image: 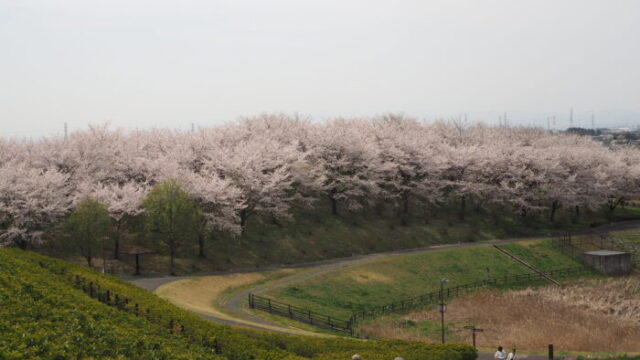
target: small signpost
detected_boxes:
[463,325,484,348]
[120,246,154,275]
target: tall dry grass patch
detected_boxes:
[363,278,640,352]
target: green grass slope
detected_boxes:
[54,203,640,275]
[0,247,475,360]
[266,240,593,319]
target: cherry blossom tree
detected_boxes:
[76,181,148,259]
[307,119,380,216]
[0,164,71,249]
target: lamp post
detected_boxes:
[439,278,449,344]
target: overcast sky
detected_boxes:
[1,0,639,138]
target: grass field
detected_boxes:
[263,239,592,319]
[361,278,640,353]
[47,203,640,276]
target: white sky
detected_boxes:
[1,0,639,137]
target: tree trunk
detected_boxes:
[169,243,176,276]
[608,197,624,215]
[113,219,122,260]
[240,209,247,235]
[198,232,205,258]
[575,205,580,217]
[86,247,92,267]
[550,200,560,222]
[402,190,410,215]
[459,196,466,220]
[17,239,28,250]
[329,195,338,216]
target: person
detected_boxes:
[494,346,506,360]
[351,354,361,360]
[507,349,517,360]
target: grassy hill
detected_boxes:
[51,203,640,275]
[0,247,475,360]
[264,239,595,319]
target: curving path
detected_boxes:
[126,219,640,336]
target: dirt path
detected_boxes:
[126,219,640,335]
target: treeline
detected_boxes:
[1,114,639,271]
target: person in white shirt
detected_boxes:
[507,349,517,360]
[494,346,506,360]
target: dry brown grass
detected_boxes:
[362,278,640,352]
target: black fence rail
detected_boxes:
[351,266,587,322]
[248,293,355,335]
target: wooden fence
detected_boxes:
[248,293,355,335]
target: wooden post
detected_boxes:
[135,254,140,275]
[548,344,554,360]
[268,299,272,313]
[288,304,293,318]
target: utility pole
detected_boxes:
[569,108,573,128]
[439,278,449,344]
[503,112,508,127]
[191,123,195,132]
[591,113,595,130]
[64,122,68,141]
[547,117,551,131]
[463,325,484,348]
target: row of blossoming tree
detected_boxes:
[1,114,639,263]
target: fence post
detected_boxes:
[548,344,554,360]
[268,299,272,313]
[288,304,293,318]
